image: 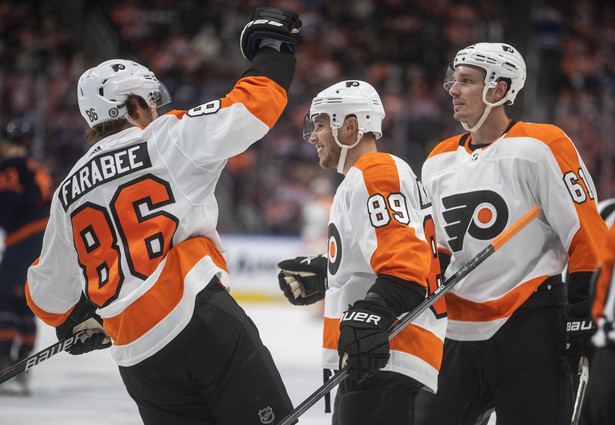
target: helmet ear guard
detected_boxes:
[77,59,172,128]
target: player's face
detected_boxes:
[447,65,486,126]
[308,114,341,170]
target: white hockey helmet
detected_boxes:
[303,80,385,141]
[447,42,526,105]
[77,59,171,128]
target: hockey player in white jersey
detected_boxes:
[25,7,301,425]
[277,80,446,425]
[417,42,607,425]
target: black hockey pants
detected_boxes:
[119,278,294,425]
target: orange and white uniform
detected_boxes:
[322,152,446,392]
[26,72,290,367]
[422,120,607,341]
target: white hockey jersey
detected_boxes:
[26,74,290,367]
[322,152,446,392]
[422,120,607,341]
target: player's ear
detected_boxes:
[346,116,358,131]
[495,80,508,101]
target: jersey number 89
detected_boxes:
[367,193,410,227]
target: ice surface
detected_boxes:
[0,300,496,424]
[0,301,333,425]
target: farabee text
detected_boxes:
[59,142,152,211]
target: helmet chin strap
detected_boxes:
[461,104,492,132]
[125,114,140,128]
[462,86,509,132]
[334,128,364,174]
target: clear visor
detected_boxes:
[442,64,455,91]
[149,81,172,109]
[303,112,315,141]
[443,63,487,91]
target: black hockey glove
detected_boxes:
[240,7,302,61]
[338,296,396,383]
[56,294,111,355]
[277,254,327,306]
[566,301,596,365]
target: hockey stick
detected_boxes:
[0,329,86,385]
[277,205,542,425]
[570,355,589,425]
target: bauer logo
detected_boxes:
[258,406,274,424]
[341,311,381,325]
[24,330,84,371]
[567,320,594,332]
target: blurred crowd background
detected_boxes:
[1,0,614,236]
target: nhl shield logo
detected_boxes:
[258,406,275,424]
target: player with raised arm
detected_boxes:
[278,80,446,425]
[416,42,607,425]
[24,7,301,425]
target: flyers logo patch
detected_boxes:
[441,190,508,252]
[328,223,342,275]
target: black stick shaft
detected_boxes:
[0,330,85,385]
[277,206,541,425]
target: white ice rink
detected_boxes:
[0,300,496,425]
[0,301,334,425]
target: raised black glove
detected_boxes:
[240,7,301,61]
[56,294,111,355]
[277,254,327,305]
[338,297,396,382]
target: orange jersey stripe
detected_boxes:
[4,217,48,247]
[220,76,287,130]
[26,236,228,336]
[105,236,228,345]
[0,329,18,341]
[164,110,187,120]
[445,275,545,322]
[426,135,461,159]
[323,316,339,352]
[507,123,607,273]
[390,323,443,370]
[26,269,74,327]
[592,225,615,322]
[355,154,431,286]
[19,334,36,345]
[323,316,442,369]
